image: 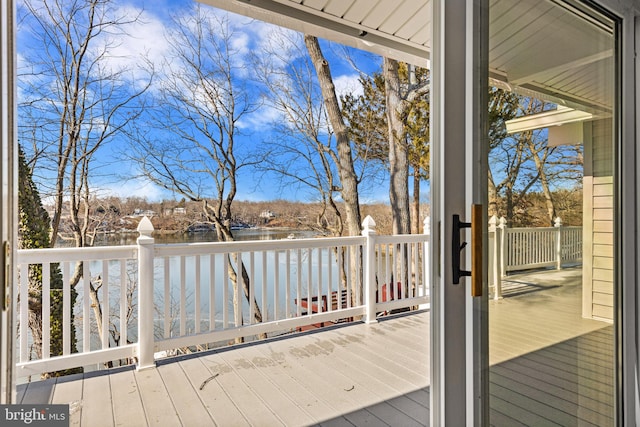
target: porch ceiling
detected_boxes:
[199,0,613,114]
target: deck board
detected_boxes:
[80,372,113,427]
[16,268,615,426]
[108,368,146,427]
[154,362,214,426]
[133,365,181,426]
[176,355,248,426]
[51,374,83,427]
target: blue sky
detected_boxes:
[17,0,401,204]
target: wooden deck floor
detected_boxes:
[489,267,614,426]
[17,267,613,426]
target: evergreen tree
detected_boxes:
[18,145,80,377]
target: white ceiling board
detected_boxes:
[360,1,398,29]
[323,0,352,17]
[343,0,381,24]
[302,0,329,10]
[378,0,426,35]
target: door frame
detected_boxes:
[430,0,489,425]
[0,0,17,405]
[431,0,639,425]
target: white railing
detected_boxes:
[15,215,430,377]
[489,216,582,299]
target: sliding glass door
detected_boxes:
[486,1,618,424]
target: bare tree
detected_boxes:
[487,90,583,226]
[18,0,152,363]
[129,6,265,339]
[304,35,363,237]
[255,31,373,237]
[19,0,152,249]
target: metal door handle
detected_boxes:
[452,205,483,296]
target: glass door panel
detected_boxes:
[487,1,617,425]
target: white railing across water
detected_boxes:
[16,215,430,377]
[489,216,582,299]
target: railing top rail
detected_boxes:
[375,234,430,245]
[17,245,137,263]
[506,227,557,232]
[154,235,366,257]
[504,225,582,231]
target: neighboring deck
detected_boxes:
[17,267,613,426]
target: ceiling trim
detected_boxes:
[505,106,593,133]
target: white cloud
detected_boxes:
[98,177,169,202]
[237,103,285,129]
[334,74,363,99]
[93,4,167,88]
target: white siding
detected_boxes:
[583,119,614,322]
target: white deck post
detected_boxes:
[554,217,563,270]
[137,216,156,370]
[362,216,377,324]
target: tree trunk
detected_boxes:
[411,171,421,234]
[488,170,499,218]
[304,35,361,237]
[384,57,411,235]
[304,35,363,306]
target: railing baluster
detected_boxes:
[120,259,127,347]
[195,255,201,334]
[102,260,109,350]
[261,251,267,322]
[83,261,90,353]
[249,252,255,324]
[209,254,215,331]
[180,256,186,336]
[307,249,312,315]
[19,264,28,363]
[63,262,71,355]
[296,249,302,316]
[338,247,345,308]
[164,258,170,339]
[235,253,242,328]
[274,250,280,319]
[316,248,322,313]
[285,250,291,318]
[223,255,229,329]
[327,248,333,313]
[42,262,51,359]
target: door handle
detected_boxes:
[452,205,483,296]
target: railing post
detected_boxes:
[554,217,563,270]
[489,216,502,300]
[137,216,156,370]
[362,216,377,324]
[499,217,507,278]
